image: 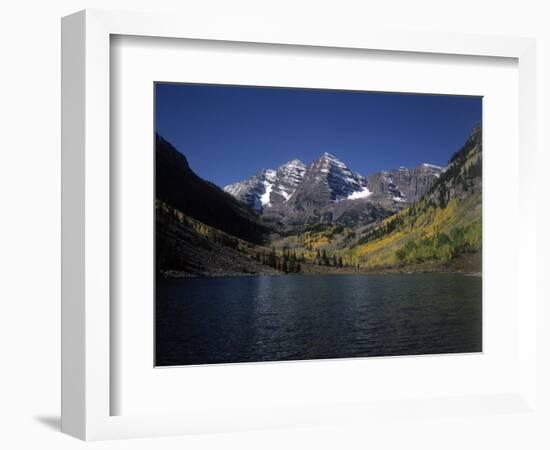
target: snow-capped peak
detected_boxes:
[305,152,370,202]
[318,152,345,165]
[271,160,307,203]
[224,159,307,212]
[224,153,445,213]
[285,159,305,167]
[263,169,277,182]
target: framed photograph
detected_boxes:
[62,9,538,440]
[154,83,483,367]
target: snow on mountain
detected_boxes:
[304,152,371,202]
[223,169,275,213]
[422,163,443,170]
[260,178,274,207]
[224,152,444,216]
[271,159,307,203]
[347,186,373,200]
[224,161,305,212]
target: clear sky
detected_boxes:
[155,83,482,188]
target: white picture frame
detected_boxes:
[61,9,538,441]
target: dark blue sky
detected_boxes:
[155,83,481,188]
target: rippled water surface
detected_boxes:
[155,274,482,366]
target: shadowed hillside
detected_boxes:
[156,134,269,245]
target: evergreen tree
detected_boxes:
[322,250,329,266]
[269,247,277,269]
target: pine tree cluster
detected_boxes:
[256,247,304,273]
[314,249,344,268]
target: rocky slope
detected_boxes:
[224,160,306,213]
[225,151,443,228]
[367,163,444,202]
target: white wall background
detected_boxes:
[0,1,548,449]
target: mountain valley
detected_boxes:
[156,125,482,277]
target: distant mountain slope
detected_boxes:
[309,162,444,228]
[285,152,370,205]
[367,163,444,203]
[349,124,482,270]
[155,134,268,244]
[224,159,307,213]
[225,152,371,214]
[223,169,277,213]
[225,151,443,228]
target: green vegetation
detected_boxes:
[349,194,481,269]
[395,220,481,264]
[313,249,344,267]
[348,125,482,271]
[256,247,304,273]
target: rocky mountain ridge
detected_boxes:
[224,160,307,213]
[225,152,443,227]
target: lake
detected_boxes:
[155,273,482,366]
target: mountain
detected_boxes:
[155,134,268,244]
[271,160,308,204]
[348,124,482,271]
[425,123,482,206]
[367,163,444,202]
[225,151,443,228]
[287,152,371,204]
[271,153,372,226]
[223,169,277,213]
[312,162,445,228]
[224,160,307,213]
[155,124,481,277]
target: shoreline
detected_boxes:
[157,253,482,279]
[159,267,482,279]
[160,250,482,279]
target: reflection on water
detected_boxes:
[155,273,482,366]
